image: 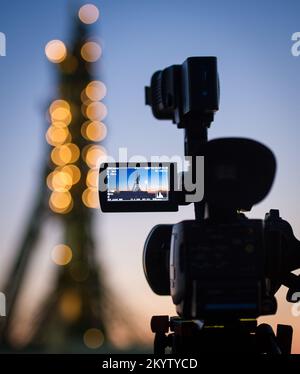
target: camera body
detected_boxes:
[144,217,279,321]
[143,207,300,321]
[170,218,268,320]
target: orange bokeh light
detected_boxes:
[51,143,80,166]
[82,187,99,208]
[81,121,107,142]
[85,81,107,101]
[82,145,106,168]
[49,100,72,125]
[51,244,73,266]
[49,99,70,113]
[51,120,69,129]
[49,190,73,213]
[80,89,90,104]
[45,40,67,63]
[78,4,100,25]
[47,169,73,192]
[86,168,99,188]
[83,328,104,349]
[46,126,69,146]
[85,102,107,121]
[63,164,81,185]
[81,42,102,62]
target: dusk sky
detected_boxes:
[0,0,300,351]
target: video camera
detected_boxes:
[99,57,300,354]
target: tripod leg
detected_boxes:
[276,324,293,354]
[154,333,167,354]
[256,323,281,354]
[151,316,170,354]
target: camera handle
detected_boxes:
[183,120,209,221]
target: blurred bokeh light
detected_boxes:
[81,41,102,62]
[78,4,100,25]
[86,81,107,101]
[45,40,67,63]
[51,244,73,266]
[83,328,104,349]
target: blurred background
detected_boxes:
[0,0,299,353]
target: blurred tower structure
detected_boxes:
[0,4,111,351]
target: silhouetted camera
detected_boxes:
[99,57,300,353]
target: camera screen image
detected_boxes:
[106,165,170,202]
